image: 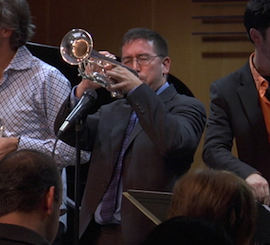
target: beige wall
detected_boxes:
[27,0,253,169]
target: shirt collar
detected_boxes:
[5,46,33,72]
[249,52,269,98]
[156,82,169,95]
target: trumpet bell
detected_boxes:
[60,28,138,98]
[60,29,93,65]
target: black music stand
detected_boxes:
[122,189,173,225]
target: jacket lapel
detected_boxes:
[111,102,133,164]
[237,63,267,130]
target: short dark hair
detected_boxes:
[143,216,233,245]
[0,0,35,50]
[244,0,270,42]
[0,149,62,216]
[121,27,168,57]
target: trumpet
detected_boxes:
[60,29,137,98]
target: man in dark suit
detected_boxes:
[0,149,62,245]
[55,27,206,245]
[203,0,270,206]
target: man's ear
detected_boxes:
[0,28,13,38]
[249,28,263,44]
[162,56,171,75]
[45,186,55,216]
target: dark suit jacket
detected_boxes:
[55,83,206,244]
[0,223,50,245]
[203,62,270,181]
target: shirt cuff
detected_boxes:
[70,86,80,109]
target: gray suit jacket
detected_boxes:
[55,83,206,244]
[203,62,270,181]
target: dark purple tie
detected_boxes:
[100,111,137,222]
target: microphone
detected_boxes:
[57,89,97,137]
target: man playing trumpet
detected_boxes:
[55,27,206,245]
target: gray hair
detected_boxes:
[0,0,35,50]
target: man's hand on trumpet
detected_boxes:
[100,51,142,95]
[75,51,119,98]
[75,78,101,99]
[75,51,115,98]
[75,64,102,99]
[76,50,142,98]
[105,65,142,95]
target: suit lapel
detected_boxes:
[126,119,142,148]
[111,102,133,164]
[237,63,269,139]
[237,82,264,129]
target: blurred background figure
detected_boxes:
[0,0,90,243]
[168,169,256,245]
[0,149,62,245]
[203,0,270,207]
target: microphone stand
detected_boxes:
[74,116,83,245]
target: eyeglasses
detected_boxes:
[122,54,164,67]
